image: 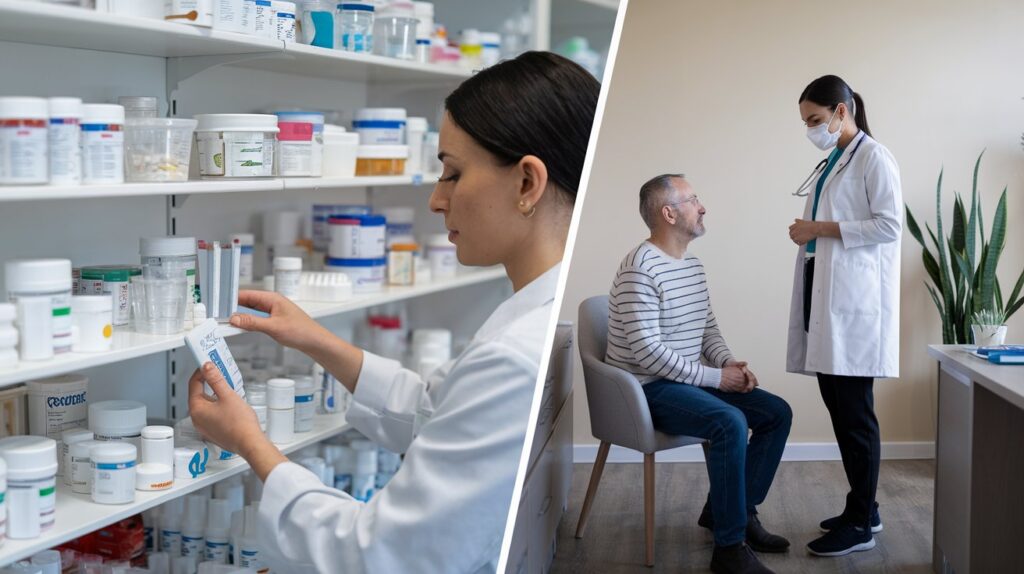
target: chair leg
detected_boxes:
[644,452,655,567]
[575,441,610,539]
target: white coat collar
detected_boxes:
[821,130,868,190]
[475,262,561,341]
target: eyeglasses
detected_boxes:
[665,195,700,208]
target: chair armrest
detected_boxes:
[580,356,659,453]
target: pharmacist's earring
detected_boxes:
[519,200,536,219]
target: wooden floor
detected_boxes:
[552,460,935,574]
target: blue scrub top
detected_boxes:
[807,145,844,255]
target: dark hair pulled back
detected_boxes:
[799,75,872,138]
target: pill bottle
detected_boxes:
[165,0,214,26]
[194,114,278,178]
[336,2,374,53]
[174,443,208,480]
[80,104,125,185]
[204,498,232,563]
[480,31,501,67]
[246,389,267,431]
[0,97,48,186]
[181,494,207,560]
[0,435,58,538]
[60,428,93,485]
[136,462,173,491]
[117,96,159,119]
[231,233,255,284]
[387,243,417,286]
[68,439,103,495]
[70,295,113,353]
[320,125,359,178]
[274,111,324,177]
[27,374,89,445]
[29,549,61,574]
[324,258,385,293]
[349,439,377,502]
[80,265,140,326]
[426,234,458,280]
[213,0,253,33]
[253,0,275,37]
[0,303,15,368]
[140,236,198,329]
[412,2,433,62]
[273,257,302,300]
[89,400,147,454]
[328,214,386,260]
[298,0,333,48]
[160,497,185,555]
[354,145,407,176]
[266,378,295,444]
[5,259,73,355]
[141,425,175,468]
[459,28,482,70]
[13,296,51,362]
[47,97,82,186]
[404,117,427,175]
[293,376,315,433]
[353,108,405,145]
[90,442,136,505]
[272,0,296,42]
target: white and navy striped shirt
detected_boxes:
[606,241,734,388]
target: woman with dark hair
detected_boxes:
[786,75,902,557]
[185,51,599,573]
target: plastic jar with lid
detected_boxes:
[212,0,254,33]
[80,104,125,185]
[124,117,197,182]
[68,439,103,495]
[48,97,82,186]
[321,125,359,178]
[253,0,275,37]
[27,374,89,442]
[459,28,482,70]
[70,295,113,353]
[60,428,93,485]
[267,378,295,444]
[0,435,58,538]
[140,237,198,329]
[299,0,334,47]
[324,257,385,293]
[355,145,408,176]
[5,259,73,355]
[404,117,427,175]
[117,96,159,119]
[426,233,458,280]
[293,376,316,433]
[412,1,433,62]
[336,3,375,53]
[90,442,136,505]
[273,0,297,42]
[387,243,417,286]
[273,257,302,300]
[328,214,386,260]
[274,111,324,177]
[353,108,405,145]
[194,114,278,178]
[372,1,417,60]
[165,0,214,26]
[480,31,501,68]
[89,400,147,455]
[80,264,141,326]
[0,97,49,186]
[141,425,175,469]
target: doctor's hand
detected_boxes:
[231,290,333,355]
[788,219,820,246]
[719,366,752,393]
[188,362,288,481]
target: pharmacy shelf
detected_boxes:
[0,1,469,83]
[0,268,508,387]
[0,412,351,567]
[0,174,440,203]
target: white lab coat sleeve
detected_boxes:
[612,266,722,388]
[344,351,441,454]
[838,149,903,248]
[258,341,534,574]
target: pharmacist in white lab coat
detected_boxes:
[187,52,599,574]
[786,75,901,557]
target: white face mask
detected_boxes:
[806,106,844,151]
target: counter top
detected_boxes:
[929,345,1024,410]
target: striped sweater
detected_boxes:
[605,241,734,388]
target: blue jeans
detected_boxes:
[643,380,792,546]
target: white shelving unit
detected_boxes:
[0,412,351,566]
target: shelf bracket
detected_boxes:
[166,50,282,106]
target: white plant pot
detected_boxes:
[971,324,1007,347]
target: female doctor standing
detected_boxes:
[785,75,901,558]
[185,52,599,573]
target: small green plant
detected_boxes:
[905,151,1024,344]
[972,308,1006,327]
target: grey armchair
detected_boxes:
[575,295,706,567]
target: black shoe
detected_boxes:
[698,503,789,553]
[818,503,883,534]
[746,514,790,553]
[711,543,775,574]
[807,524,876,557]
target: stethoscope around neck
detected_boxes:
[793,131,866,197]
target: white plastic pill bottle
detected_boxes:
[0,435,58,538]
[0,97,48,185]
[89,400,147,454]
[90,442,137,505]
[5,259,74,355]
[47,97,83,185]
[80,103,125,185]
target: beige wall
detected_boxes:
[566,0,1024,447]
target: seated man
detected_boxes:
[606,173,793,574]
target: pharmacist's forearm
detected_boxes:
[305,332,364,394]
[243,436,290,482]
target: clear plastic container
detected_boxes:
[336,3,374,53]
[124,118,197,182]
[299,0,334,48]
[373,1,417,60]
[118,96,159,119]
[194,114,278,178]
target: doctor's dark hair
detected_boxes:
[799,75,872,138]
[444,51,600,202]
[639,173,686,229]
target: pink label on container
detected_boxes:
[278,121,313,141]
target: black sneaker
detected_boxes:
[698,502,790,553]
[710,543,775,574]
[807,524,876,557]
[818,503,883,534]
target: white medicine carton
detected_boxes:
[184,318,245,400]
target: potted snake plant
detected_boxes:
[972,308,1008,347]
